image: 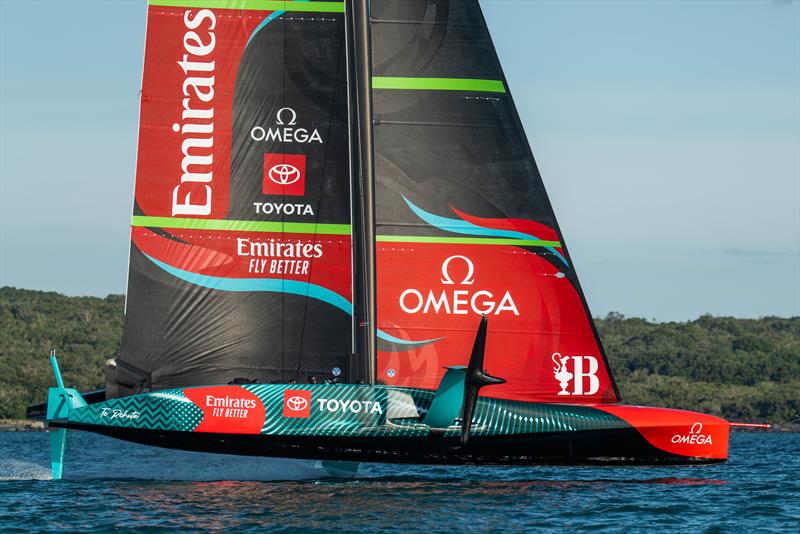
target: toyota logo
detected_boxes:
[286,395,308,412]
[268,163,301,185]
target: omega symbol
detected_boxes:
[441,255,475,285]
[275,107,297,126]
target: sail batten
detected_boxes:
[372,77,505,92]
[131,217,352,235]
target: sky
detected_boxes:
[0,0,798,321]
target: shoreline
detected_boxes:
[0,419,44,431]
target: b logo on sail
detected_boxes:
[552,353,600,396]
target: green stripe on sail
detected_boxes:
[372,77,506,93]
[131,217,560,247]
[131,216,351,235]
[377,235,561,248]
[148,0,345,13]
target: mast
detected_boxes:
[347,0,377,384]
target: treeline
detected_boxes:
[0,287,797,423]
[0,287,123,419]
[600,312,799,424]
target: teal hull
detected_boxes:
[47,383,730,467]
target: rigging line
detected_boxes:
[296,11,349,381]
[346,0,366,380]
[281,10,288,381]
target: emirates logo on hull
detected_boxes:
[184,386,266,435]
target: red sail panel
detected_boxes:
[377,243,617,404]
[134,7,249,219]
[131,228,351,298]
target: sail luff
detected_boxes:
[122,0,155,320]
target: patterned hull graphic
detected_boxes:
[56,384,730,464]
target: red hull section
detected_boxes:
[597,405,730,461]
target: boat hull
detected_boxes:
[48,383,730,466]
[51,422,725,466]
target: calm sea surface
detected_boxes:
[0,431,797,532]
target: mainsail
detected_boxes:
[370,0,620,404]
[108,0,357,396]
[109,0,619,404]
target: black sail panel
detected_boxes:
[371,0,620,404]
[109,0,355,397]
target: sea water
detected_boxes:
[1,431,797,532]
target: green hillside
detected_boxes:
[0,287,124,419]
[1,287,797,423]
[600,312,798,424]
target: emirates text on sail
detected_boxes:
[171,9,216,217]
[237,237,323,275]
